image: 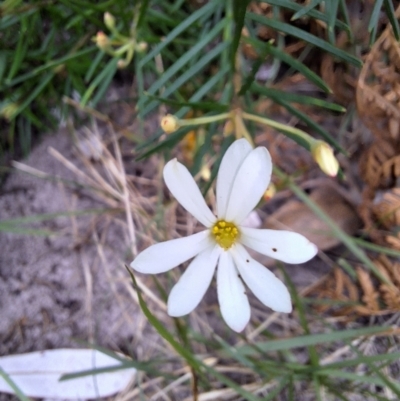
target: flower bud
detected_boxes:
[94,31,109,49]
[311,141,339,177]
[104,12,116,30]
[136,41,148,52]
[117,59,130,69]
[0,102,18,121]
[161,114,180,133]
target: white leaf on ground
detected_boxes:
[0,348,136,399]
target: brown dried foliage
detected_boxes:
[357,10,400,250]
[305,255,400,318]
[357,26,400,143]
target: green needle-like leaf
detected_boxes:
[291,0,323,21]
[247,12,361,67]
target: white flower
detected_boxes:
[130,139,318,332]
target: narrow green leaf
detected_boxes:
[137,0,150,28]
[338,0,354,42]
[327,0,339,44]
[91,59,118,105]
[368,0,384,45]
[81,57,118,106]
[0,366,30,401]
[317,369,400,388]
[84,50,105,83]
[0,52,7,85]
[247,12,362,67]
[133,66,229,156]
[267,95,345,152]
[144,95,229,112]
[236,326,393,356]
[139,0,218,67]
[252,84,345,112]
[231,0,251,67]
[6,15,28,81]
[353,237,400,257]
[291,0,322,21]
[138,19,225,112]
[324,352,400,370]
[242,37,331,93]
[3,48,95,89]
[384,0,400,41]
[142,41,229,115]
[13,72,54,117]
[263,0,350,33]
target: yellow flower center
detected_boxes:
[211,220,240,250]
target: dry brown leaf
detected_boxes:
[357,22,400,142]
[372,188,400,229]
[306,254,400,318]
[356,266,380,312]
[359,140,398,189]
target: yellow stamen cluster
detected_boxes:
[211,220,239,250]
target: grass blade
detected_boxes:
[139,0,219,67]
[241,36,331,93]
[247,12,361,67]
[251,83,345,112]
[368,0,384,45]
[291,0,322,21]
[0,367,30,401]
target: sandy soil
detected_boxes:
[0,131,145,357]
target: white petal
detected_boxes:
[240,227,318,264]
[168,245,221,316]
[216,138,252,219]
[225,147,272,224]
[163,159,216,227]
[131,230,212,274]
[217,251,251,332]
[231,244,292,313]
[0,349,135,399]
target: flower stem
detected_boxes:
[241,111,316,149]
[177,112,231,127]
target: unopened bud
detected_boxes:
[161,114,180,133]
[0,102,18,120]
[117,59,128,69]
[136,41,148,52]
[104,12,116,30]
[94,31,109,49]
[311,141,339,177]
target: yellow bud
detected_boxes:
[263,183,276,201]
[94,31,109,49]
[104,12,116,30]
[311,141,339,177]
[161,114,180,133]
